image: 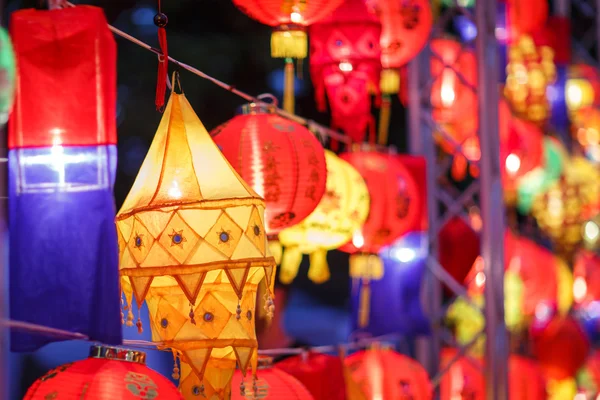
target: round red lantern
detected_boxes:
[439,216,480,294]
[531,316,590,381]
[509,355,547,400]
[230,356,314,399]
[276,352,346,400]
[439,348,484,400]
[211,103,327,238]
[309,0,382,145]
[24,346,182,399]
[345,348,432,400]
[366,0,433,93]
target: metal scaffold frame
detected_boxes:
[409,0,509,397]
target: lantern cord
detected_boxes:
[61,2,392,149]
[2,319,89,340]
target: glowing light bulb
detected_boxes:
[475,271,486,287]
[352,231,364,248]
[505,153,521,175]
[168,181,182,199]
[573,276,588,303]
[440,69,456,108]
[339,61,353,72]
[290,11,302,23]
[391,247,416,263]
[584,220,600,242]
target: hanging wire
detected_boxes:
[61,1,390,149]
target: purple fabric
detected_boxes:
[8,145,122,352]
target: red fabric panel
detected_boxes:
[9,6,116,149]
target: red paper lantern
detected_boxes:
[345,349,432,400]
[531,316,590,381]
[310,0,382,145]
[439,217,480,292]
[365,0,432,93]
[230,357,314,399]
[501,117,545,192]
[24,346,182,399]
[574,250,600,306]
[339,149,421,255]
[276,352,346,400]
[211,103,327,235]
[505,0,549,41]
[509,355,547,400]
[9,6,116,149]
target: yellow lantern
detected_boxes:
[116,79,276,399]
[278,150,370,284]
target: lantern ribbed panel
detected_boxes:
[230,366,314,400]
[339,151,420,255]
[24,357,182,399]
[211,112,327,235]
[231,0,345,27]
[345,349,432,400]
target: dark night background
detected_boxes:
[4,0,409,397]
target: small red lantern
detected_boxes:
[574,250,600,306]
[366,0,432,93]
[230,357,314,399]
[439,217,480,293]
[211,103,327,237]
[531,316,590,381]
[9,5,116,149]
[310,0,382,145]
[345,348,432,400]
[24,346,182,399]
[276,352,347,400]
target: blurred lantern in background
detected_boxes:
[232,0,344,113]
[117,86,276,399]
[439,217,480,294]
[573,250,600,307]
[505,0,548,41]
[310,0,382,147]
[276,352,347,400]
[340,148,422,327]
[567,64,600,114]
[509,356,547,400]
[571,107,600,164]
[364,0,432,144]
[578,350,600,398]
[345,348,432,400]
[24,346,183,400]
[439,348,485,400]
[278,150,369,284]
[211,101,327,263]
[532,157,600,257]
[230,357,314,399]
[8,6,122,351]
[531,316,590,383]
[0,27,15,124]
[504,35,556,125]
[351,231,430,337]
[516,137,565,214]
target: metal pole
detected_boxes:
[475,0,509,398]
[408,45,442,381]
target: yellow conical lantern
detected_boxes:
[278,150,370,284]
[116,78,276,400]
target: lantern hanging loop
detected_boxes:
[170,70,183,94]
[256,93,279,107]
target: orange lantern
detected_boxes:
[531,316,590,381]
[230,357,314,399]
[211,102,327,257]
[24,346,183,400]
[345,348,432,400]
[339,148,421,327]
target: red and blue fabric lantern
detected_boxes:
[8,6,121,351]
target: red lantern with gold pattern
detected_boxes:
[230,357,314,400]
[24,346,182,400]
[310,0,382,145]
[211,103,327,238]
[345,348,432,400]
[531,316,590,381]
[276,352,346,400]
[365,0,432,94]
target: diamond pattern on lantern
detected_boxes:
[194,292,231,338]
[204,212,243,258]
[245,206,266,255]
[239,290,257,337]
[127,216,155,265]
[153,297,188,341]
[157,212,200,264]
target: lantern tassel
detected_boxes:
[155,26,168,111]
[280,246,303,284]
[308,249,331,283]
[172,350,180,380]
[358,279,371,328]
[377,95,392,146]
[283,58,295,114]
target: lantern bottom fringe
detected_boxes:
[268,239,283,265]
[358,281,371,328]
[283,59,295,114]
[380,69,400,95]
[307,249,331,284]
[377,95,392,146]
[270,30,307,59]
[279,246,302,284]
